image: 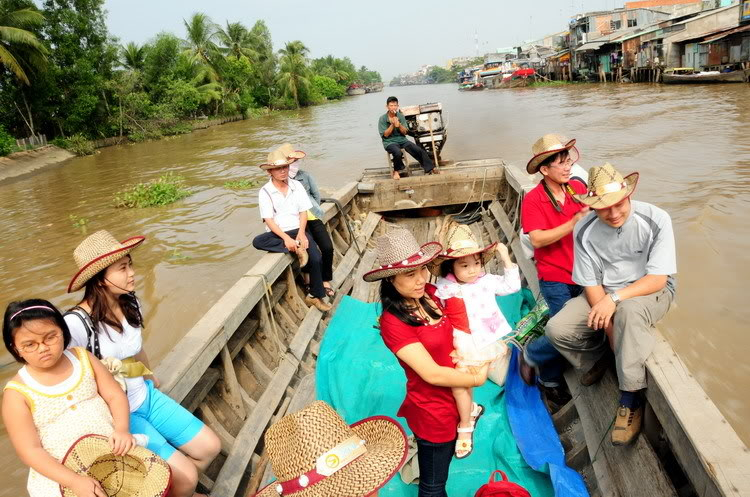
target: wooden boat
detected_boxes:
[662,69,748,84]
[154,161,750,497]
[458,82,485,91]
[346,84,366,96]
[485,70,535,89]
[365,82,384,93]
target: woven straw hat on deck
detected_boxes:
[68,230,145,293]
[362,228,442,282]
[60,434,171,497]
[428,224,497,276]
[254,401,408,497]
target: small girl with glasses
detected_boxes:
[2,299,137,497]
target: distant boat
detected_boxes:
[662,68,748,84]
[365,82,384,93]
[484,68,536,89]
[458,82,485,91]
[346,84,366,96]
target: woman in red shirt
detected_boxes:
[363,228,489,497]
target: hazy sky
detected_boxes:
[104,0,624,79]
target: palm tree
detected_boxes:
[120,41,146,71]
[216,21,257,60]
[182,12,219,79]
[277,40,310,108]
[0,0,47,85]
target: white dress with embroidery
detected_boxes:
[3,347,114,497]
[434,267,521,367]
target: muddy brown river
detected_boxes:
[1,83,748,493]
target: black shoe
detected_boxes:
[580,351,612,386]
[540,384,573,414]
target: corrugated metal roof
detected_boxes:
[619,27,660,42]
[700,23,750,43]
[577,41,607,51]
[667,23,740,43]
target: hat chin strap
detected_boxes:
[275,436,367,495]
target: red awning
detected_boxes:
[512,68,536,77]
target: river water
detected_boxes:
[1,83,748,493]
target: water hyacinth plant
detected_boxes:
[114,173,192,208]
[223,178,262,190]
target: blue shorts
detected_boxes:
[129,380,205,460]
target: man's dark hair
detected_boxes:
[539,149,570,169]
[386,96,399,105]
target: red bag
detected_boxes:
[474,470,532,497]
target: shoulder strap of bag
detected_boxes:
[64,307,101,360]
[262,186,277,215]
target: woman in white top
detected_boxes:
[64,230,220,497]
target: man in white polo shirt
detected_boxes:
[252,144,332,312]
[546,163,676,446]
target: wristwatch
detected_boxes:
[609,292,621,304]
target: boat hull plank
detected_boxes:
[351,248,378,302]
[182,367,221,413]
[158,253,291,403]
[360,167,503,212]
[289,307,324,361]
[565,367,678,496]
[220,345,247,419]
[565,371,622,497]
[488,200,540,297]
[646,331,750,497]
[212,352,300,497]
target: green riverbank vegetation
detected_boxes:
[0,0,382,155]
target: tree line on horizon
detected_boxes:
[0,0,382,153]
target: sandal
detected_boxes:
[324,286,335,298]
[471,402,485,426]
[455,403,484,459]
[455,425,475,459]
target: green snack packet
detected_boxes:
[503,297,550,347]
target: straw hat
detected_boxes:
[60,434,171,497]
[260,143,306,170]
[526,134,580,174]
[574,163,639,209]
[254,401,408,497]
[428,224,496,276]
[362,228,442,283]
[68,231,145,293]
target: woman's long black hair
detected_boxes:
[77,255,143,334]
[379,274,441,326]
